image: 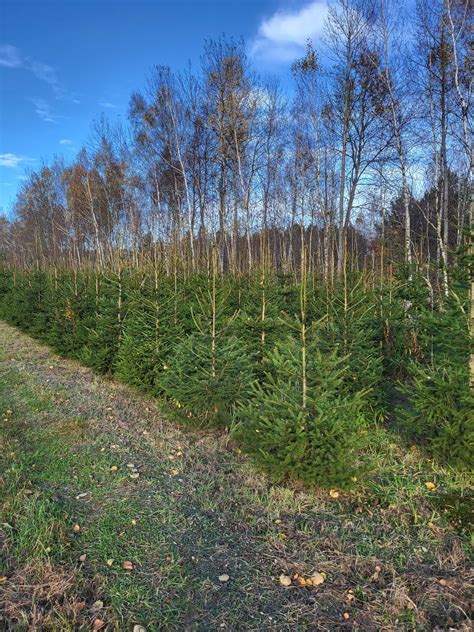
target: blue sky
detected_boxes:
[0,0,331,215]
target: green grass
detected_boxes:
[0,321,472,631]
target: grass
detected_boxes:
[0,320,472,631]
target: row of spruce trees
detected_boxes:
[0,254,471,487]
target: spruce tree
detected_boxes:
[320,276,386,422]
[158,249,254,426]
[231,270,287,372]
[114,276,173,392]
[79,270,125,374]
[400,362,473,468]
[399,249,473,467]
[237,335,368,488]
[237,248,368,488]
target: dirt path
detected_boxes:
[0,321,471,631]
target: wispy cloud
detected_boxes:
[251,1,329,62]
[30,97,58,123]
[0,43,66,97]
[59,138,73,145]
[0,153,32,168]
[0,44,22,68]
[1,43,81,123]
[99,100,117,109]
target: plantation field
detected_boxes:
[0,320,472,631]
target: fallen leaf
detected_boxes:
[92,618,105,630]
[76,492,88,499]
[79,554,87,562]
[73,524,81,533]
[218,574,230,582]
[311,572,325,586]
[279,574,292,587]
[343,612,350,620]
[110,465,118,472]
[122,560,134,571]
[126,463,135,468]
[129,473,140,479]
[133,626,146,632]
[106,559,114,567]
[131,519,137,525]
[170,469,178,476]
[92,600,104,609]
[329,489,340,498]
[425,481,436,491]
[439,578,447,586]
[0,576,7,583]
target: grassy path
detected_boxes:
[0,321,472,631]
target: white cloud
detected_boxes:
[252,1,329,62]
[31,97,57,123]
[29,59,61,93]
[0,153,29,168]
[99,100,116,109]
[59,138,73,145]
[0,44,63,93]
[0,44,22,68]
[0,43,77,101]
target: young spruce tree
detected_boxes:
[238,247,368,488]
[159,248,254,426]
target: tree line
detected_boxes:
[0,0,472,487]
[0,0,471,292]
